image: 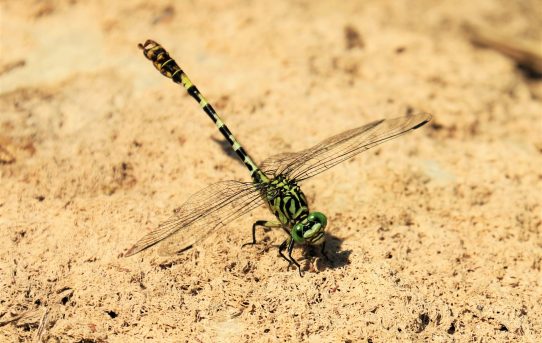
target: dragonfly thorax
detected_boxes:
[263,175,310,226]
[261,175,328,245]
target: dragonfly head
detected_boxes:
[291,212,327,245]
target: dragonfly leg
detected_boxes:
[278,238,303,276]
[279,239,296,273]
[242,220,281,247]
[278,239,291,266]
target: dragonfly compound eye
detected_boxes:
[291,211,327,244]
[308,212,327,229]
[292,223,306,244]
[303,212,327,245]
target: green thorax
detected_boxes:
[260,174,309,226]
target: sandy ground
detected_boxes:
[1,0,542,342]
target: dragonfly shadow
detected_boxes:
[212,137,244,166]
[303,232,351,271]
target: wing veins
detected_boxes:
[157,190,265,255]
[293,126,415,180]
[292,114,429,180]
[125,180,262,256]
[261,113,430,182]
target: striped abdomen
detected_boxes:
[139,40,268,184]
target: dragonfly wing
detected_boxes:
[157,189,264,255]
[260,113,431,181]
[125,180,264,256]
[258,151,300,177]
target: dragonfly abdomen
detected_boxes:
[139,40,265,182]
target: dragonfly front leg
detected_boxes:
[242,220,281,247]
[279,238,303,276]
[278,239,291,266]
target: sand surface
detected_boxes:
[1,1,542,342]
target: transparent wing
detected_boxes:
[260,113,431,181]
[125,180,264,256]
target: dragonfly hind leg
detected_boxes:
[242,220,282,247]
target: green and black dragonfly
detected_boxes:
[125,40,431,274]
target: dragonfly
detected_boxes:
[125,40,432,275]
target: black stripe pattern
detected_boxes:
[139,40,264,181]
